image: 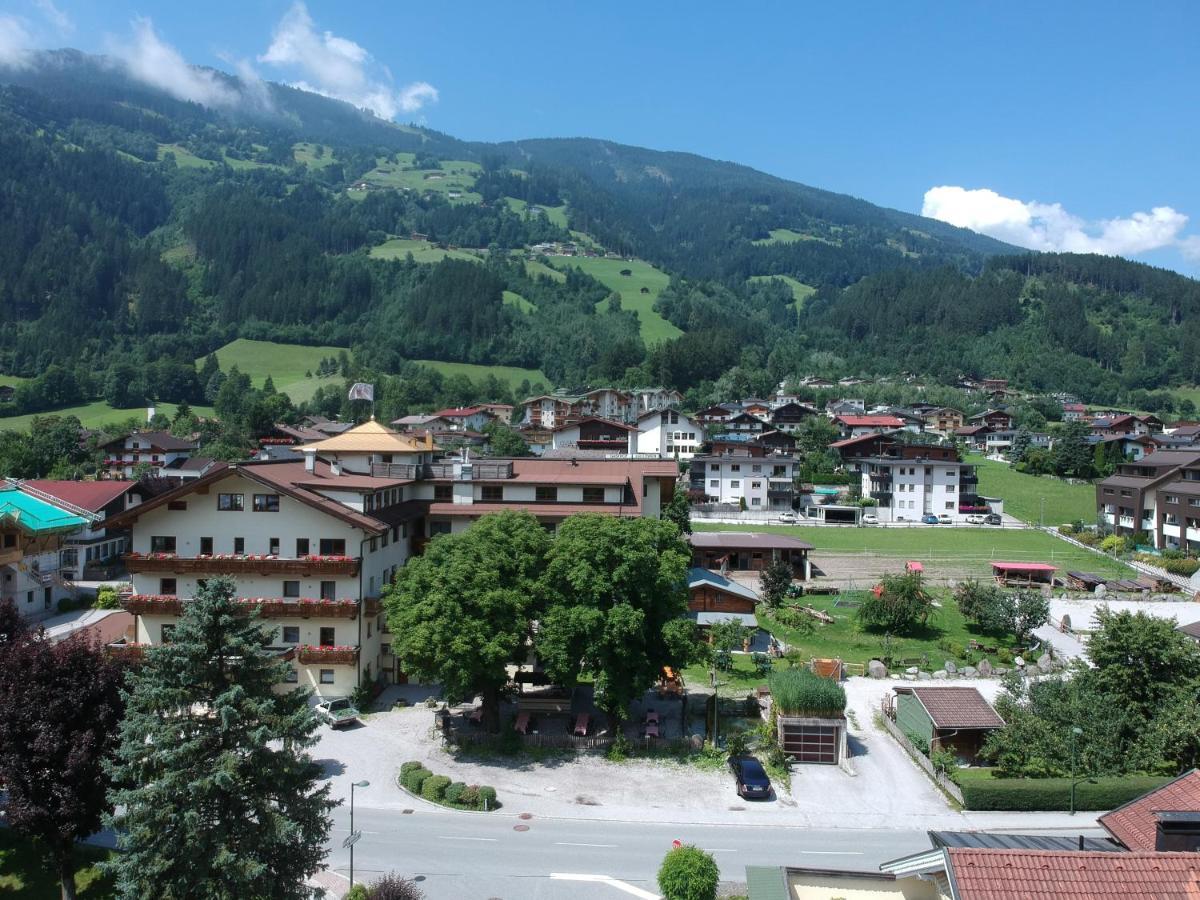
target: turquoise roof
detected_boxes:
[0,487,89,534]
[687,566,760,602]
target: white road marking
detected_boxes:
[555,842,619,848]
[437,835,498,842]
[550,873,660,899]
[800,850,864,855]
[703,848,737,852]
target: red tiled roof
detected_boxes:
[898,686,1004,729]
[24,479,135,513]
[991,561,1056,573]
[430,407,489,418]
[947,848,1200,900]
[835,415,905,427]
[1099,769,1200,850]
[830,433,891,449]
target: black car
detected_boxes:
[729,754,772,799]
[984,513,1002,525]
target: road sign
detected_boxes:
[343,831,362,849]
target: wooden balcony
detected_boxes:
[123,554,360,576]
[121,595,364,619]
[297,645,360,665]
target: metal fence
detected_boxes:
[879,713,964,804]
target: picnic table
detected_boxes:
[572,713,590,736]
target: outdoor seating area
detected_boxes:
[991,561,1056,587]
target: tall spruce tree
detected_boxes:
[105,577,335,899]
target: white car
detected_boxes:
[965,514,987,525]
[937,514,953,525]
[777,511,797,523]
[861,513,879,525]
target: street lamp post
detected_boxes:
[1069,727,1083,815]
[349,779,370,887]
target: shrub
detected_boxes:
[477,786,497,810]
[1100,535,1128,555]
[769,668,845,717]
[1074,531,1102,547]
[369,873,425,900]
[399,760,424,778]
[658,845,719,900]
[1057,524,1075,535]
[1162,557,1200,576]
[458,785,480,808]
[344,885,369,900]
[606,732,633,762]
[93,585,121,609]
[772,605,815,635]
[725,731,748,757]
[960,775,1171,811]
[421,775,451,802]
[403,767,431,793]
[857,572,933,633]
[445,781,467,804]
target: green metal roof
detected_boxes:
[745,866,790,900]
[0,487,89,534]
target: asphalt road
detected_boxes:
[329,804,937,899]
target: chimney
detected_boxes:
[304,452,315,474]
[1155,812,1200,852]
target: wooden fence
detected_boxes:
[880,714,964,804]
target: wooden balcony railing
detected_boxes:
[121,595,365,619]
[123,554,360,576]
[297,645,360,665]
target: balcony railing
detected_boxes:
[423,462,514,480]
[121,595,365,619]
[871,491,893,502]
[369,463,420,479]
[297,645,360,665]
[123,554,361,576]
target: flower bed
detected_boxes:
[297,645,359,665]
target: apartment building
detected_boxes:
[636,409,706,460]
[689,450,797,511]
[99,430,206,479]
[1097,449,1200,549]
[550,417,637,454]
[923,407,964,433]
[109,419,679,696]
[520,389,635,428]
[844,442,979,522]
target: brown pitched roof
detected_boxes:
[897,686,1004,729]
[1178,621,1200,640]
[688,531,813,551]
[23,479,136,512]
[100,430,198,452]
[946,848,1200,900]
[1099,769,1200,850]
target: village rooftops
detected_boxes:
[833,414,906,428]
[1099,769,1200,850]
[23,479,136,513]
[297,418,436,454]
[549,416,637,433]
[688,532,814,551]
[426,456,678,485]
[892,686,1004,730]
[100,430,198,452]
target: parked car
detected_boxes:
[984,513,1003,525]
[316,698,361,728]
[937,514,953,525]
[921,514,940,525]
[777,511,797,523]
[729,754,772,799]
[861,513,879,525]
[965,514,987,525]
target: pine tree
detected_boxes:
[105,577,335,899]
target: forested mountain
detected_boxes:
[0,48,1196,418]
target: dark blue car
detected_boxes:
[729,755,772,799]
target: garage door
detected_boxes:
[780,723,839,764]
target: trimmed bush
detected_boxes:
[458,785,480,808]
[399,760,424,778]
[477,786,497,810]
[769,668,845,717]
[658,845,719,900]
[960,775,1172,811]
[403,767,431,794]
[445,781,467,804]
[421,775,451,802]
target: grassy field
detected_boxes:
[202,338,349,404]
[0,832,115,897]
[292,141,338,169]
[969,455,1097,526]
[156,143,277,172]
[413,359,549,390]
[502,290,535,313]
[751,228,839,247]
[360,157,482,203]
[524,259,567,282]
[369,238,484,265]
[547,256,681,345]
[691,522,1131,579]
[504,198,570,229]
[1171,386,1200,409]
[0,401,214,431]
[748,274,817,309]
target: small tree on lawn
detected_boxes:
[857,571,933,633]
[105,576,335,899]
[663,489,692,535]
[0,604,125,900]
[706,618,749,682]
[1010,589,1050,644]
[658,845,719,900]
[758,558,792,609]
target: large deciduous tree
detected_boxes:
[105,577,334,899]
[537,515,700,728]
[0,604,125,900]
[383,511,552,731]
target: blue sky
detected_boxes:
[3,0,1198,273]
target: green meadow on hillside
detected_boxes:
[502,290,535,313]
[748,274,817,309]
[292,141,338,169]
[504,198,570,229]
[369,238,484,264]
[359,157,482,202]
[412,359,549,391]
[547,256,681,344]
[201,339,349,404]
[0,400,214,431]
[969,454,1099,526]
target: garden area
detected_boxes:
[0,831,114,898]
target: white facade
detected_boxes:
[860,460,967,522]
[104,434,196,478]
[637,410,706,459]
[691,455,796,510]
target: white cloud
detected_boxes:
[34,0,72,34]
[108,18,238,109]
[922,185,1197,260]
[259,2,437,119]
[0,14,33,69]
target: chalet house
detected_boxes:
[549,417,637,454]
[833,414,906,439]
[954,424,991,451]
[769,401,819,433]
[980,378,1008,393]
[107,420,679,697]
[427,407,496,432]
[636,409,705,460]
[1062,402,1088,421]
[688,531,812,578]
[519,389,636,428]
[100,430,202,480]
[694,404,739,425]
[721,412,770,434]
[800,377,836,389]
[1096,449,1200,550]
[1089,433,1158,461]
[391,414,441,431]
[0,385,14,403]
[1092,414,1163,438]
[687,567,760,631]
[689,450,797,511]
[968,409,1014,430]
[825,399,865,416]
[923,407,964,433]
[984,430,1051,456]
[709,431,796,458]
[478,403,513,424]
[741,400,772,418]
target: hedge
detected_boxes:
[402,767,431,794]
[960,775,1172,811]
[397,765,498,811]
[422,775,452,802]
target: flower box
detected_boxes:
[297,645,359,665]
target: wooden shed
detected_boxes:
[991,561,1056,587]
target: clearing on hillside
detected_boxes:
[547,256,681,344]
[412,359,550,391]
[199,339,349,404]
[0,400,214,431]
[970,454,1099,526]
[748,274,816,309]
[358,156,482,203]
[502,290,535,313]
[292,142,338,169]
[369,239,484,265]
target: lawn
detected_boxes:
[0,831,115,897]
[0,401,214,432]
[360,157,482,203]
[412,359,550,391]
[747,274,816,309]
[504,198,569,229]
[691,522,1131,579]
[369,238,484,265]
[200,338,348,404]
[751,228,839,247]
[546,256,681,345]
[292,141,338,169]
[969,454,1098,526]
